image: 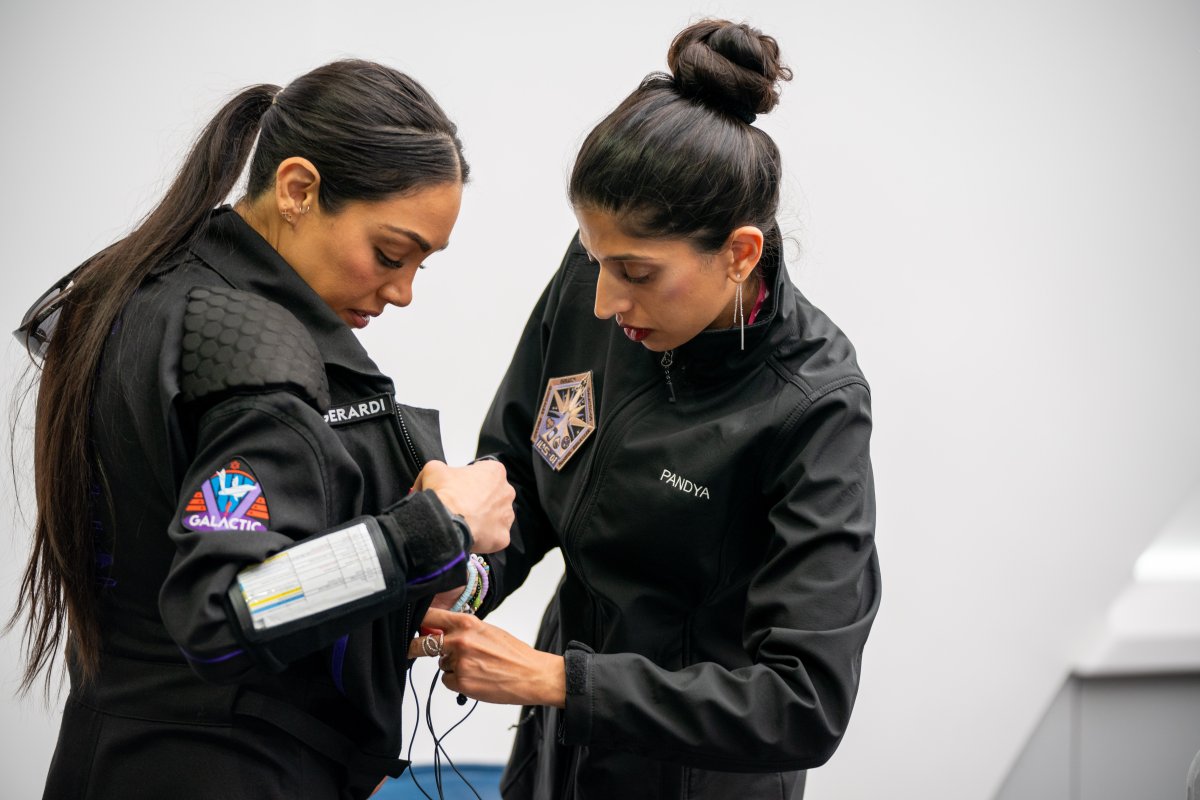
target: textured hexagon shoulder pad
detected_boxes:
[179,286,330,412]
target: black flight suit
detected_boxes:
[39,207,466,800]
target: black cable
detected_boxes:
[405,663,436,800]
[425,670,443,797]
[405,660,485,800]
[432,695,483,800]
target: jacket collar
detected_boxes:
[669,228,798,378]
[186,206,389,380]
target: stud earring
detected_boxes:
[281,209,293,224]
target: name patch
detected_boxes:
[660,468,710,500]
[324,394,393,427]
[182,458,271,532]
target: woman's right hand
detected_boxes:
[413,460,514,554]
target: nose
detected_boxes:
[380,273,414,309]
[593,265,631,320]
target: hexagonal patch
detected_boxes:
[532,371,597,472]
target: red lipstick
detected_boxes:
[621,325,651,343]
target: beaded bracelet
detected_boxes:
[469,554,490,613]
[450,557,480,613]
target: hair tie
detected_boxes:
[733,107,756,124]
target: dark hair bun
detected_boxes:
[667,19,793,121]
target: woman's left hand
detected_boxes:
[409,607,566,708]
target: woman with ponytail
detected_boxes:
[12,59,513,799]
[413,21,880,799]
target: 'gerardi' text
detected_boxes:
[324,395,392,426]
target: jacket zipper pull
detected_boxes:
[661,350,676,403]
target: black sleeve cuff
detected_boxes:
[558,640,595,747]
[377,489,469,596]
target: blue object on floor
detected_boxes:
[372,763,503,799]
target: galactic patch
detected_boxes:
[182,458,271,532]
[532,371,597,471]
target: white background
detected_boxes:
[2,1,1198,798]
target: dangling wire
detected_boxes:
[406,663,435,800]
[403,660,483,800]
[432,691,482,799]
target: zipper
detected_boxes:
[660,350,676,403]
[559,376,659,564]
[555,366,663,651]
[392,405,418,667]
[393,401,425,475]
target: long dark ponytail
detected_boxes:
[12,59,468,693]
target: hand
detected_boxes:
[413,460,514,554]
[429,585,464,611]
[407,607,565,708]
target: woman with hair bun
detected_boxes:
[416,19,880,799]
[12,60,515,799]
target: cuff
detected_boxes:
[378,489,468,595]
[557,640,595,747]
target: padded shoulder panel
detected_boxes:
[179,286,330,411]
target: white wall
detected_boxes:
[2,1,1198,798]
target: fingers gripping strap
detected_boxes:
[180,286,330,410]
[228,516,399,643]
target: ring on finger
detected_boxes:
[421,633,444,658]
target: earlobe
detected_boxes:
[726,226,765,282]
[274,157,322,224]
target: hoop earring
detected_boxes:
[735,278,745,351]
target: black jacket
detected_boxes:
[478,233,881,800]
[41,207,465,800]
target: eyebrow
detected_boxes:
[583,247,659,264]
[603,253,659,263]
[380,224,449,254]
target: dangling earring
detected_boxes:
[281,209,294,224]
[735,277,745,351]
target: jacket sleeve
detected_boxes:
[558,381,881,771]
[474,240,583,616]
[159,285,469,683]
[160,390,469,683]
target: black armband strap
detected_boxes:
[227,516,401,650]
[224,494,470,671]
[180,286,330,411]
